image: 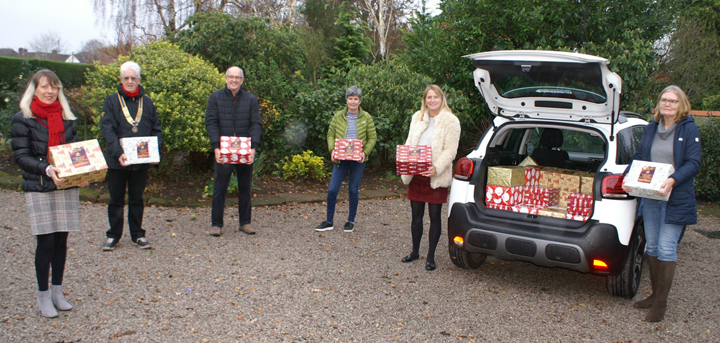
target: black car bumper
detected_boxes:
[448,202,632,276]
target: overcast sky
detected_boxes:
[0,0,106,54]
[0,0,440,55]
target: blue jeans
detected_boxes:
[326,160,366,223]
[642,199,684,262]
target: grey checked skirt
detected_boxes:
[25,188,81,235]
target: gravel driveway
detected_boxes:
[1,189,719,342]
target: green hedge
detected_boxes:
[696,117,720,202]
[0,56,93,88]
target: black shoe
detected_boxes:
[315,221,334,232]
[132,237,152,250]
[102,238,118,251]
[401,254,419,263]
[426,261,436,271]
[343,222,355,232]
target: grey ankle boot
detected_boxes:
[37,290,58,318]
[51,285,73,311]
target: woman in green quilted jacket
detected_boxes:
[314,86,377,233]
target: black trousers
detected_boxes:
[106,168,148,241]
[212,162,253,228]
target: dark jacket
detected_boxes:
[205,86,262,151]
[629,116,702,225]
[10,111,79,192]
[100,84,163,170]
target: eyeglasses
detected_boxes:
[122,76,139,81]
[660,98,679,105]
[226,75,244,80]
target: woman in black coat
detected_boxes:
[10,69,85,318]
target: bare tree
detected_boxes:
[30,31,68,57]
[92,0,229,43]
[357,0,415,60]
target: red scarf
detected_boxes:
[122,84,140,98]
[30,97,65,152]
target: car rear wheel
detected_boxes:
[449,245,487,269]
[606,222,645,298]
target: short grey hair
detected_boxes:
[346,85,362,99]
[226,66,244,78]
[120,61,141,78]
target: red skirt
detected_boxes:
[407,175,448,204]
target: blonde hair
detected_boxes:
[419,84,452,119]
[19,69,76,120]
[653,85,691,123]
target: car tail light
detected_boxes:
[602,174,628,199]
[454,157,474,181]
[592,259,609,271]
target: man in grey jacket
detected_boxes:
[205,66,262,237]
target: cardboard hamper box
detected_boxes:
[120,136,160,164]
[623,161,675,201]
[49,139,108,190]
[396,145,432,175]
[333,139,364,161]
[219,136,252,164]
[488,166,526,188]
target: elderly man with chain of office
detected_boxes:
[206,66,262,237]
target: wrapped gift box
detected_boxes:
[539,167,563,189]
[119,136,160,164]
[49,139,108,190]
[396,145,432,175]
[566,213,591,221]
[523,187,559,207]
[519,156,538,167]
[538,206,567,219]
[487,203,512,211]
[332,139,364,161]
[486,185,524,206]
[577,171,594,195]
[524,167,541,188]
[511,204,543,214]
[488,166,526,187]
[219,136,252,164]
[623,161,675,201]
[567,193,593,216]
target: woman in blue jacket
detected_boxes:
[624,85,701,322]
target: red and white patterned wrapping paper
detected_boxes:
[332,139,364,161]
[396,145,432,175]
[119,136,160,164]
[486,185,524,206]
[566,192,593,216]
[524,167,541,188]
[566,213,591,221]
[48,139,108,189]
[487,203,512,211]
[219,136,252,164]
[523,187,559,207]
[510,204,543,214]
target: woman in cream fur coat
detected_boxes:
[400,84,461,271]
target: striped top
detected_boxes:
[346,112,359,139]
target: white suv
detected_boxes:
[447,50,649,297]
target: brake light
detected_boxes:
[454,157,474,181]
[602,174,628,199]
[453,236,464,248]
[592,259,609,271]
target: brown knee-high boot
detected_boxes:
[633,255,659,309]
[645,260,677,322]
